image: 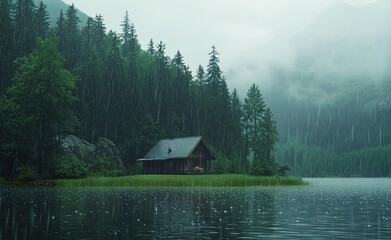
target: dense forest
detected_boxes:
[1,0,390,179]
[0,0,282,179]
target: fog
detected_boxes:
[62,0,390,104]
[226,0,391,104]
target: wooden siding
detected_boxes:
[142,158,209,174]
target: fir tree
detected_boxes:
[35,1,49,38]
[1,36,78,178]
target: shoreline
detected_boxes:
[53,174,307,188]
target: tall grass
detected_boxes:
[54,174,307,187]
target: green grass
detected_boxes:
[54,174,307,187]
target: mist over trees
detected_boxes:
[265,2,391,177]
[1,0,390,179]
[0,0,281,179]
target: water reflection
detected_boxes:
[1,178,391,239]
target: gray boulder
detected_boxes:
[59,135,125,171]
[89,137,125,169]
[60,135,95,160]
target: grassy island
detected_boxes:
[54,174,307,187]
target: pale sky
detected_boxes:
[61,0,380,94]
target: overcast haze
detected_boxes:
[62,0,382,95]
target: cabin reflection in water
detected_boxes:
[137,136,216,174]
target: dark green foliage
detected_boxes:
[0,35,78,178]
[13,0,37,57]
[15,165,39,181]
[0,177,6,186]
[0,0,14,89]
[250,162,290,176]
[35,1,50,38]
[127,162,143,175]
[261,107,278,162]
[250,161,272,176]
[0,1,283,180]
[275,164,291,176]
[90,157,124,177]
[277,142,391,177]
[243,84,265,161]
[56,156,87,179]
[62,4,80,69]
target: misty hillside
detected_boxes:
[38,0,89,26]
[280,1,391,105]
[268,1,391,176]
[1,0,390,178]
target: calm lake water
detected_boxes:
[1,178,391,239]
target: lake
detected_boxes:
[1,178,390,239]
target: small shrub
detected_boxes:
[127,161,143,175]
[91,157,124,177]
[275,164,291,176]
[15,165,39,182]
[57,156,87,179]
[250,161,273,176]
[0,177,7,186]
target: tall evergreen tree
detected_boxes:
[93,14,106,55]
[154,41,168,123]
[243,84,266,164]
[13,0,36,56]
[229,89,243,155]
[147,39,155,55]
[0,36,78,178]
[79,17,95,61]
[56,9,65,52]
[261,107,278,163]
[196,65,205,83]
[35,1,49,38]
[203,46,232,152]
[63,4,80,68]
[0,0,14,90]
[121,11,131,56]
[206,45,222,91]
[120,11,139,57]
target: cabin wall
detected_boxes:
[188,141,213,160]
[142,158,208,174]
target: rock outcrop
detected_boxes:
[88,137,125,169]
[59,135,125,171]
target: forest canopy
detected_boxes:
[0,0,281,179]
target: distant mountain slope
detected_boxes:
[37,0,89,27]
[270,1,391,107]
[265,1,391,159]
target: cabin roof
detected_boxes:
[138,136,212,161]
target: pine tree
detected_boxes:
[261,107,278,163]
[63,4,80,68]
[153,41,168,123]
[206,45,222,91]
[1,36,78,177]
[243,84,266,164]
[0,0,14,90]
[56,9,65,52]
[35,1,49,38]
[147,39,155,55]
[121,11,131,55]
[196,65,205,83]
[93,14,106,54]
[13,0,36,56]
[80,17,95,61]
[129,22,139,56]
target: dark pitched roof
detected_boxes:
[138,136,206,161]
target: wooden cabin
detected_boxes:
[137,136,215,174]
